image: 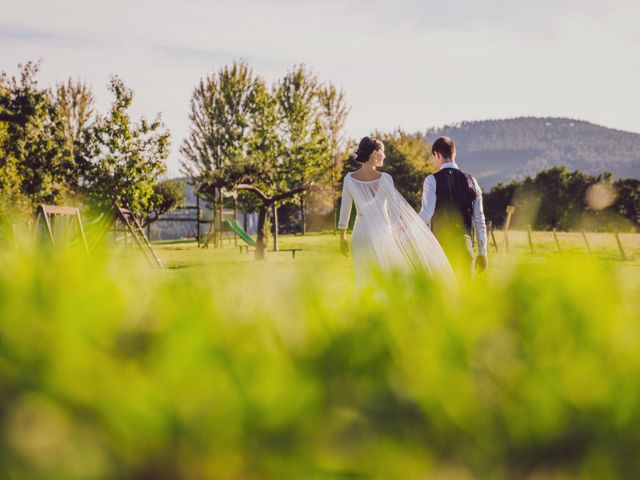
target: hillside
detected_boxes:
[426,117,640,189]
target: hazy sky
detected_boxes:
[2,0,638,174]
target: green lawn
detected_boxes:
[152,230,640,289]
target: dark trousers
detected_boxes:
[436,232,474,277]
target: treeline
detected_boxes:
[341,136,640,233]
[484,167,640,231]
[0,61,182,226]
[2,60,639,241]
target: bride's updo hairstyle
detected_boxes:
[355,136,383,163]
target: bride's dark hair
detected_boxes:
[355,136,383,163]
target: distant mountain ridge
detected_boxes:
[425,117,640,189]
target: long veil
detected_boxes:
[351,173,454,283]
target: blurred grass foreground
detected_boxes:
[1,238,640,479]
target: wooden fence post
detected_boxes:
[552,228,562,254]
[488,221,499,253]
[581,230,592,255]
[614,231,628,261]
[273,202,279,252]
[500,205,516,254]
[527,225,535,253]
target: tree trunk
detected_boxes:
[235,183,307,260]
[301,196,306,235]
[333,189,337,235]
[214,188,221,248]
[255,205,268,260]
[196,194,201,247]
[332,152,337,235]
[272,202,279,251]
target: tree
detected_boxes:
[275,65,329,234]
[0,61,72,215]
[181,61,257,176]
[54,78,96,194]
[612,179,640,229]
[483,181,520,227]
[379,130,435,209]
[201,73,308,258]
[181,61,261,245]
[81,76,170,215]
[182,62,333,258]
[318,83,349,231]
[482,167,639,231]
[142,179,186,226]
[182,61,271,255]
[55,79,95,146]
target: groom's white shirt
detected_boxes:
[419,162,488,256]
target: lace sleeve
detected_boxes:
[337,177,353,230]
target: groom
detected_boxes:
[419,136,488,274]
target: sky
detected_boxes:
[1,0,638,175]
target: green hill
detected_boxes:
[426,117,640,188]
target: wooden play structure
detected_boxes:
[113,205,164,268]
[224,219,255,253]
[33,205,89,256]
[200,188,238,249]
[224,218,302,259]
[32,204,164,268]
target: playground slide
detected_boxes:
[224,219,256,246]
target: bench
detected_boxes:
[239,245,302,259]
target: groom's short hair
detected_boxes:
[432,136,456,160]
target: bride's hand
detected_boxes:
[340,232,350,257]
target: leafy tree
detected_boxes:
[143,179,186,226]
[81,77,170,215]
[532,167,573,228]
[483,181,520,227]
[182,62,333,258]
[612,179,640,228]
[182,62,272,256]
[181,61,262,242]
[204,73,307,258]
[55,78,95,192]
[275,65,329,234]
[483,167,639,231]
[318,83,349,230]
[379,130,435,209]
[0,61,72,214]
[55,78,95,146]
[181,61,257,176]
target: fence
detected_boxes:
[487,222,639,261]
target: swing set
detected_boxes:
[31,203,163,268]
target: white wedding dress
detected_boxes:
[338,172,454,287]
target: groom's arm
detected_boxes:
[418,175,436,227]
[471,178,488,258]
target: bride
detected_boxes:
[338,136,453,287]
